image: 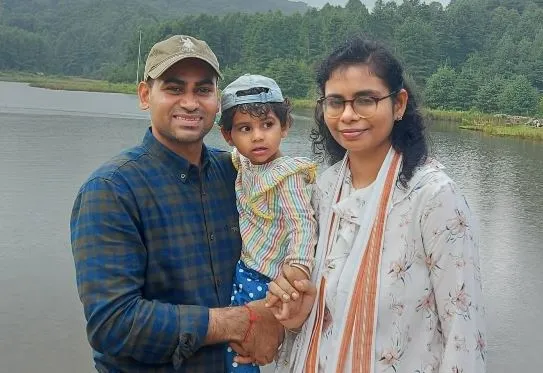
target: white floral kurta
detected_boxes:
[277,159,487,373]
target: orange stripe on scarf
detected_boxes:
[337,152,401,373]
[303,152,400,373]
[304,179,343,373]
[304,278,327,373]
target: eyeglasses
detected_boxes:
[317,90,399,119]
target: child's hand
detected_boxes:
[266,279,317,330]
[265,264,311,328]
[266,264,309,307]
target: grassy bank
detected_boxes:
[0,72,136,94]
[458,124,543,141]
[425,109,542,141]
[291,98,315,109]
[423,109,507,125]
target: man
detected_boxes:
[70,35,284,372]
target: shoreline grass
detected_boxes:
[291,98,315,109]
[423,109,508,125]
[31,80,136,94]
[0,71,136,94]
[424,109,542,141]
[458,124,543,141]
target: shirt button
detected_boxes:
[209,233,215,241]
[180,173,186,179]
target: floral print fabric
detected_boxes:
[276,158,487,373]
[312,159,487,373]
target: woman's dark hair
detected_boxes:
[311,37,428,187]
[219,87,293,131]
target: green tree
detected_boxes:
[368,0,399,46]
[485,0,543,11]
[345,0,364,12]
[475,77,506,113]
[0,24,49,71]
[516,16,543,90]
[298,8,325,61]
[497,75,539,115]
[491,33,521,78]
[220,13,250,65]
[444,0,489,67]
[343,0,370,47]
[264,58,313,98]
[394,17,439,85]
[320,7,350,52]
[450,67,483,110]
[486,6,520,47]
[424,66,457,109]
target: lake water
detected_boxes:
[0,82,542,372]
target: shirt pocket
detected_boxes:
[220,218,241,250]
[226,218,240,235]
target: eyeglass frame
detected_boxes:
[317,89,400,119]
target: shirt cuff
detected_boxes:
[172,305,210,370]
[285,257,315,273]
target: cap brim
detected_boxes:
[146,53,223,80]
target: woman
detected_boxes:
[269,37,486,373]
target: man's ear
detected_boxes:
[138,81,150,111]
[220,127,234,146]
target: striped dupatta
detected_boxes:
[287,147,402,373]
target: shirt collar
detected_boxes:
[141,127,211,183]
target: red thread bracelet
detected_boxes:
[242,304,259,343]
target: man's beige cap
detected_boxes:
[144,35,222,80]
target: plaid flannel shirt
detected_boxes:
[70,129,241,372]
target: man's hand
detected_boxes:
[234,300,284,366]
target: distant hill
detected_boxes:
[2,0,309,17]
[299,0,451,9]
[0,0,309,76]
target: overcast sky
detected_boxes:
[302,0,450,8]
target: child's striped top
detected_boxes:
[231,148,318,280]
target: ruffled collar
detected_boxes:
[232,147,316,197]
[232,147,317,219]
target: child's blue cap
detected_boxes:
[221,74,284,112]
